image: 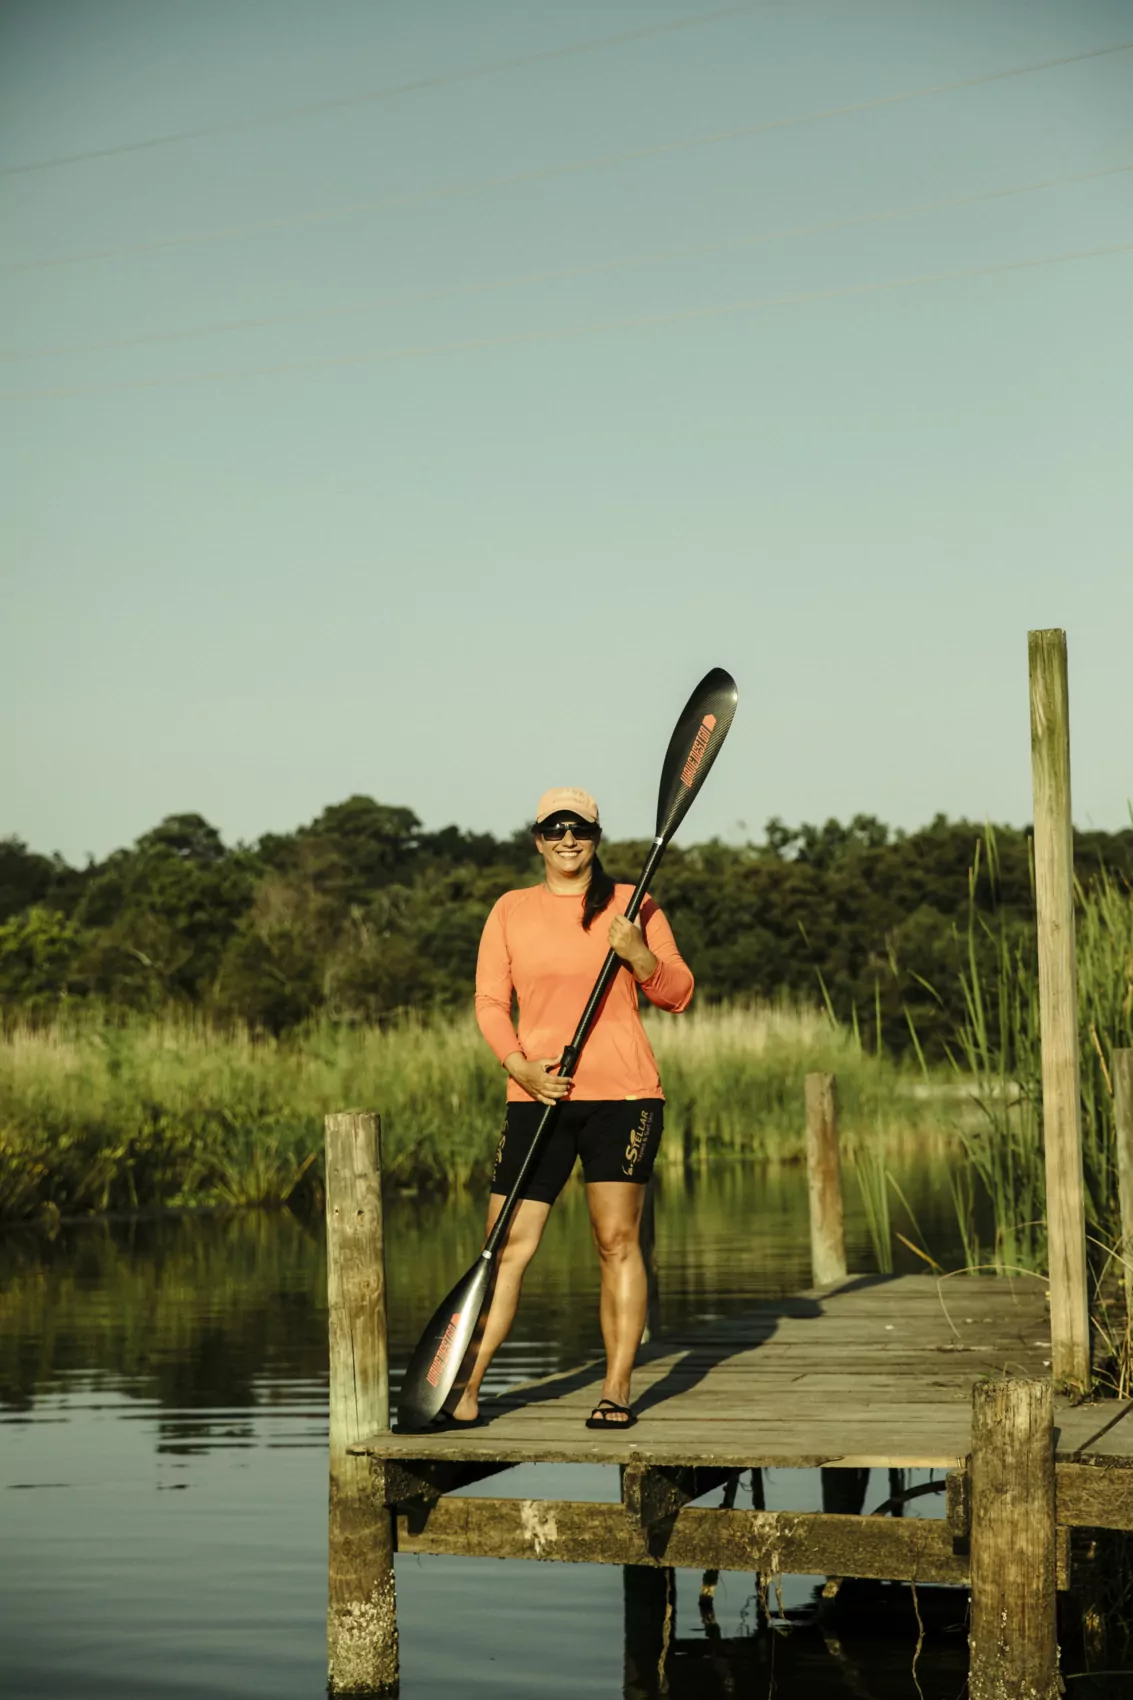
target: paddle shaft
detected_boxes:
[482,834,665,1257]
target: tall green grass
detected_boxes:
[934,842,1133,1276]
[0,1001,947,1223]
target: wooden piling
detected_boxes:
[805,1072,847,1287]
[325,1110,398,1696]
[622,1565,674,1700]
[1028,629,1090,1391]
[1115,1049,1133,1314]
[820,1467,869,1517]
[968,1377,1059,1700]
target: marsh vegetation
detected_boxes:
[3,807,1131,1302]
[0,999,944,1222]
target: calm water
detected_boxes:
[0,1160,1114,1697]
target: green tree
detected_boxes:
[292,796,422,905]
[0,837,82,923]
[0,907,91,1014]
[3,801,1131,1050]
[212,923,323,1033]
[73,813,256,1004]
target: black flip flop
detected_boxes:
[399,1411,488,1435]
[585,1398,637,1431]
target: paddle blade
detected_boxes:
[397,1252,495,1432]
[654,667,738,844]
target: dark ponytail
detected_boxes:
[581,852,616,932]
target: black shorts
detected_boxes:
[491,1099,664,1206]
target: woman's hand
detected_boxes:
[608,914,658,982]
[504,1051,573,1105]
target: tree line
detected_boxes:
[2,796,1131,1056]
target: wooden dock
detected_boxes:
[324,1108,1133,1698]
[356,1272,1133,1594]
[321,633,1133,1697]
[361,1274,1132,1477]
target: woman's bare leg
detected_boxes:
[450,1194,551,1421]
[586,1181,647,1418]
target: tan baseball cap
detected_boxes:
[535,787,599,827]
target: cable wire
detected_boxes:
[0,3,774,177]
[6,38,1133,277]
[6,239,1129,401]
[4,158,1130,363]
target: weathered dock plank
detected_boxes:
[353,1275,1070,1471]
[365,1407,1133,1473]
[1057,1461,1133,1529]
[394,1499,969,1583]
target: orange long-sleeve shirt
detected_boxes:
[475,882,694,1103]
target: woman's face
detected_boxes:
[534,819,599,882]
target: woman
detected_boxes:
[449,786,693,1431]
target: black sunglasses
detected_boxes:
[537,818,600,842]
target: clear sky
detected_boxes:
[2,0,1131,864]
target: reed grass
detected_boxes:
[932,842,1133,1275]
[0,1001,947,1222]
[850,1139,894,1274]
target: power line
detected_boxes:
[0,2,771,177]
[6,239,1129,402]
[5,158,1130,364]
[6,38,1133,277]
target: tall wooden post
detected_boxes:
[1115,1049,1133,1315]
[325,1111,398,1695]
[805,1072,847,1287]
[969,1377,1060,1699]
[1028,629,1090,1391]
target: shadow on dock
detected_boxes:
[488,1292,825,1422]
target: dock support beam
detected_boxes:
[969,1377,1059,1700]
[1115,1049,1133,1316]
[1028,629,1090,1392]
[805,1072,846,1287]
[326,1110,399,1696]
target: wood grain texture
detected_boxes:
[946,1459,1133,1535]
[396,1497,969,1582]
[1028,629,1090,1391]
[362,1278,1129,1479]
[969,1377,1059,1700]
[357,1276,1121,1473]
[621,1464,736,1527]
[1115,1049,1133,1314]
[1057,1461,1133,1530]
[325,1111,398,1696]
[805,1072,847,1286]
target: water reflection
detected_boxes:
[1,1152,969,1428]
[622,1566,972,1698]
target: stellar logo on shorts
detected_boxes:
[492,1125,507,1177]
[426,1313,462,1387]
[622,1108,655,1177]
[680,714,716,787]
